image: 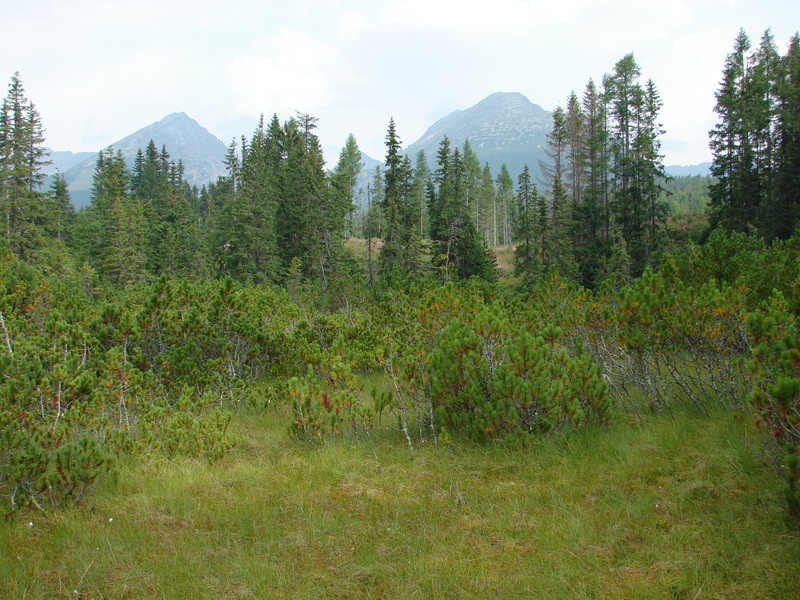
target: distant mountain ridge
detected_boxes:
[405,92,553,181]
[665,162,712,177]
[42,149,95,176]
[57,112,228,208]
[48,104,711,210]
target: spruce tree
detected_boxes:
[605,54,667,275]
[513,165,542,287]
[709,30,759,233]
[277,113,335,284]
[429,138,495,282]
[378,118,418,284]
[331,133,363,238]
[775,34,800,238]
[0,72,50,261]
[478,163,496,245]
[565,91,586,206]
[581,78,610,244]
[232,114,281,282]
[495,164,514,246]
[461,139,482,231]
[47,172,74,242]
[410,150,430,237]
[90,148,146,283]
[548,175,579,282]
[707,28,800,240]
[540,106,569,187]
[574,79,611,287]
[607,54,644,267]
[639,79,669,265]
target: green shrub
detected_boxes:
[431,314,611,443]
[748,290,800,514]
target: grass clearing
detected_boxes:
[1,407,798,599]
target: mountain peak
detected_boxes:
[160,111,194,125]
[472,92,548,116]
[62,112,228,208]
[477,91,530,106]
[405,91,553,179]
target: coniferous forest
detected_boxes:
[2,29,800,599]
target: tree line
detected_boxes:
[709,29,800,241]
[354,53,672,289]
[1,30,799,294]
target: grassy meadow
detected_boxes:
[2,403,798,599]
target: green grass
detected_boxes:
[2,407,798,599]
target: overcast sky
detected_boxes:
[2,0,799,168]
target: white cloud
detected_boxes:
[339,10,372,38]
[225,29,340,116]
[4,0,798,165]
[381,0,592,34]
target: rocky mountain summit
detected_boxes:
[405,92,553,179]
[57,112,228,208]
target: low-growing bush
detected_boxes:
[748,290,800,514]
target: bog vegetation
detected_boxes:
[1,28,800,598]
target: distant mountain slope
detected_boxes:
[665,162,712,177]
[405,92,553,181]
[42,149,96,176]
[352,152,381,209]
[62,112,228,208]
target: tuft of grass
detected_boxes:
[1,407,798,599]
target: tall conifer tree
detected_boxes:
[0,72,50,260]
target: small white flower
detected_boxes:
[108,518,113,523]
[27,521,33,527]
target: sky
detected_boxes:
[2,0,799,168]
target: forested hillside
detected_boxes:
[1,28,800,599]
